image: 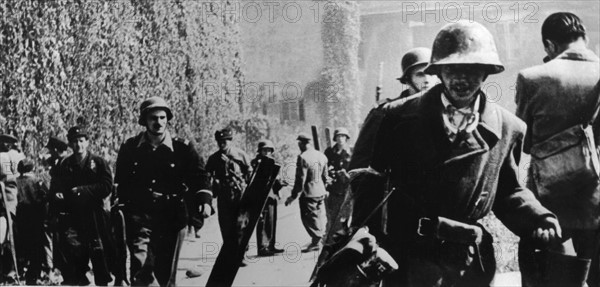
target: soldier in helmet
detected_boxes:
[114,96,213,286]
[206,128,252,260]
[350,20,562,286]
[252,139,285,256]
[395,47,438,100]
[50,126,113,286]
[349,48,436,175]
[323,128,353,237]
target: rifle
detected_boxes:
[0,182,20,285]
[310,168,395,286]
[375,62,384,104]
[324,127,332,149]
[311,125,321,151]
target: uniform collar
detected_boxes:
[137,131,174,151]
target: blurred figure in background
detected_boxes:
[206,128,252,265]
[323,128,352,238]
[253,139,286,256]
[15,158,50,285]
[285,133,329,252]
[51,126,113,286]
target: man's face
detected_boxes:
[297,140,308,151]
[145,109,168,136]
[335,135,348,145]
[440,65,486,106]
[409,65,438,92]
[70,136,89,155]
[260,148,273,157]
[218,139,230,151]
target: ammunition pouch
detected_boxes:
[415,216,493,277]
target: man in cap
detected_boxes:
[114,96,213,286]
[515,12,600,286]
[323,128,353,237]
[50,126,113,285]
[44,137,69,176]
[252,139,285,256]
[350,20,562,286]
[206,128,252,259]
[395,47,438,100]
[285,133,329,252]
[38,136,69,283]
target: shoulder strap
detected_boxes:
[587,80,600,125]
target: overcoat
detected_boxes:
[353,84,554,284]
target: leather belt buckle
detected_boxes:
[417,217,434,237]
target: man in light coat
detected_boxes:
[515,12,600,286]
[285,133,329,252]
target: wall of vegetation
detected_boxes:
[316,0,360,135]
[0,0,244,163]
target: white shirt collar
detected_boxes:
[137,131,174,151]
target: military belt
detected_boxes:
[417,216,482,245]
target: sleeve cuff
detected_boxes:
[196,189,213,204]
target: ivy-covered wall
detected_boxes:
[316,0,361,136]
[0,0,244,163]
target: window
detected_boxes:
[281,100,305,123]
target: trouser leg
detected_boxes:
[126,212,154,286]
[299,197,325,243]
[153,228,185,287]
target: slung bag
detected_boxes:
[530,80,600,200]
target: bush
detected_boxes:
[0,0,244,165]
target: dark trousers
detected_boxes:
[299,196,325,243]
[520,228,600,287]
[185,196,204,231]
[256,197,278,251]
[217,197,241,245]
[324,190,353,242]
[55,214,112,286]
[16,204,47,283]
[126,211,185,287]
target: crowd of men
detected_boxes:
[0,10,598,287]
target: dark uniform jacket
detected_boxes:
[51,152,113,213]
[114,132,212,230]
[50,152,114,257]
[516,47,600,229]
[206,147,252,199]
[350,89,418,170]
[251,155,283,199]
[353,84,554,273]
[324,144,352,195]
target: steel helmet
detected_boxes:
[397,47,431,84]
[257,139,275,152]
[425,20,504,75]
[138,96,173,125]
